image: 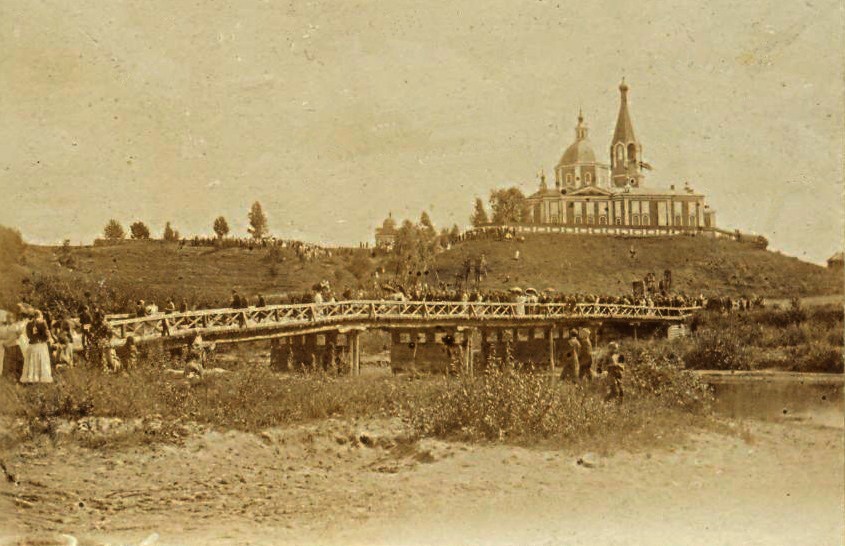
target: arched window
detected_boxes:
[587,215,594,225]
[565,173,573,186]
[599,216,608,225]
[627,143,637,162]
[642,214,650,225]
[575,216,583,224]
[614,218,622,226]
[689,215,696,226]
[585,172,592,184]
[632,215,640,226]
[616,144,624,164]
[674,215,682,225]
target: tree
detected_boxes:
[489,187,526,225]
[129,221,151,240]
[449,224,461,242]
[419,211,436,242]
[103,219,125,240]
[213,216,230,239]
[248,201,268,239]
[470,197,489,226]
[163,221,180,242]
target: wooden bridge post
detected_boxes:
[464,329,475,377]
[548,325,555,374]
[347,330,361,376]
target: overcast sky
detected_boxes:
[0,0,842,263]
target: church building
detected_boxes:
[524,81,716,232]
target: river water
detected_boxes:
[701,371,844,427]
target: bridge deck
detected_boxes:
[107,301,700,346]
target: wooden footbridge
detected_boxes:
[107,300,700,374]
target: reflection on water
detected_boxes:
[703,372,844,427]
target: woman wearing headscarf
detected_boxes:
[21,310,53,383]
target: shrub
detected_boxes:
[790,342,844,373]
[407,351,712,445]
[625,347,714,413]
[750,307,806,328]
[683,329,750,370]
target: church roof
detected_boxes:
[557,111,597,166]
[612,79,637,144]
[557,139,596,166]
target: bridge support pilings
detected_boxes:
[478,326,566,371]
[270,331,354,373]
[389,328,466,374]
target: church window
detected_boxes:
[587,215,594,225]
[585,172,592,184]
[674,215,682,225]
[616,144,624,163]
[575,216,582,224]
[689,215,696,226]
[632,215,640,226]
[614,218,622,226]
[642,214,650,225]
[599,216,608,225]
[565,173,573,186]
[627,143,637,162]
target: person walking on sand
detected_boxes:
[559,328,581,383]
[21,310,53,384]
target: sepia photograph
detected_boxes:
[0,1,843,544]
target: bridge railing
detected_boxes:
[106,300,701,344]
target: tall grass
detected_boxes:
[407,348,712,447]
[0,347,714,451]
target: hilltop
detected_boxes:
[433,234,842,297]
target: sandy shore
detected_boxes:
[1,416,842,546]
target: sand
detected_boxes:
[1,416,842,546]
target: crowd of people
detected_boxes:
[0,263,762,386]
[0,299,212,384]
[180,235,365,263]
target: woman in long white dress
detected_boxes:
[21,310,53,384]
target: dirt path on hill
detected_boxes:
[1,417,842,546]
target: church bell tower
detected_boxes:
[610,79,644,188]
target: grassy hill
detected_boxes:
[12,241,371,311]
[4,234,842,312]
[432,234,842,298]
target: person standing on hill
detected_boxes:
[230,290,243,309]
[559,329,581,382]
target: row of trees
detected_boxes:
[470,187,526,227]
[102,202,269,241]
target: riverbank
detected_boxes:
[1,415,841,546]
